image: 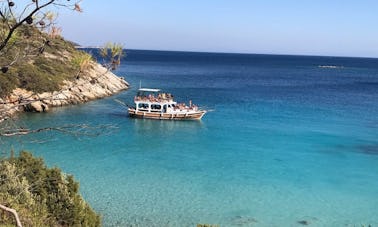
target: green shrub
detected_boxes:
[0,151,101,226]
[0,71,18,97]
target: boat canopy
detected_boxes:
[138,88,161,93]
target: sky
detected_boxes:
[57,0,378,58]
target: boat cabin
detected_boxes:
[129,88,205,120]
[134,88,179,113]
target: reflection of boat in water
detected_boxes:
[128,88,206,120]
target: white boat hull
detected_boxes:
[128,108,206,120]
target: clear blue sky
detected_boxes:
[58,0,378,57]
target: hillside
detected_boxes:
[0,24,128,119]
[1,24,81,96]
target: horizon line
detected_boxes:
[76,46,378,60]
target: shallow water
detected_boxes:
[2,50,378,226]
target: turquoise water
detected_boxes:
[2,50,378,226]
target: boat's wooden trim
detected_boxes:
[128,108,206,120]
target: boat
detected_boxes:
[128,88,206,120]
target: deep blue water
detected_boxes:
[2,50,378,226]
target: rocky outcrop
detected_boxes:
[0,62,128,121]
[24,101,49,112]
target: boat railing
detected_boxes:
[134,94,201,113]
[134,96,173,103]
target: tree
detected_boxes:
[100,42,124,70]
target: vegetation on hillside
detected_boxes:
[0,22,93,97]
[0,151,101,226]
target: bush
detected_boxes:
[0,71,18,97]
[0,151,101,226]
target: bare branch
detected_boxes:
[0,124,119,137]
[6,0,16,21]
[0,204,23,227]
[0,0,55,51]
[18,3,35,21]
[0,7,12,29]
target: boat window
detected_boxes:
[171,104,176,108]
[138,103,149,109]
[151,104,161,110]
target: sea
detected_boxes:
[1,50,378,226]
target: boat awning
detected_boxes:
[138,88,161,92]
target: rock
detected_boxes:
[297,220,309,225]
[25,101,49,112]
[231,215,258,225]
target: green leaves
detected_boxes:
[0,151,101,226]
[72,51,93,72]
[100,42,124,70]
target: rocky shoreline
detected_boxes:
[0,62,129,121]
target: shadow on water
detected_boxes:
[131,118,205,133]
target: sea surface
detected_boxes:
[2,50,378,226]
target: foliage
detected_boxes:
[0,71,18,97]
[0,151,101,226]
[0,24,85,97]
[100,42,124,70]
[72,51,94,72]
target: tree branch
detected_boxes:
[0,204,23,227]
[0,0,55,51]
[0,124,118,137]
